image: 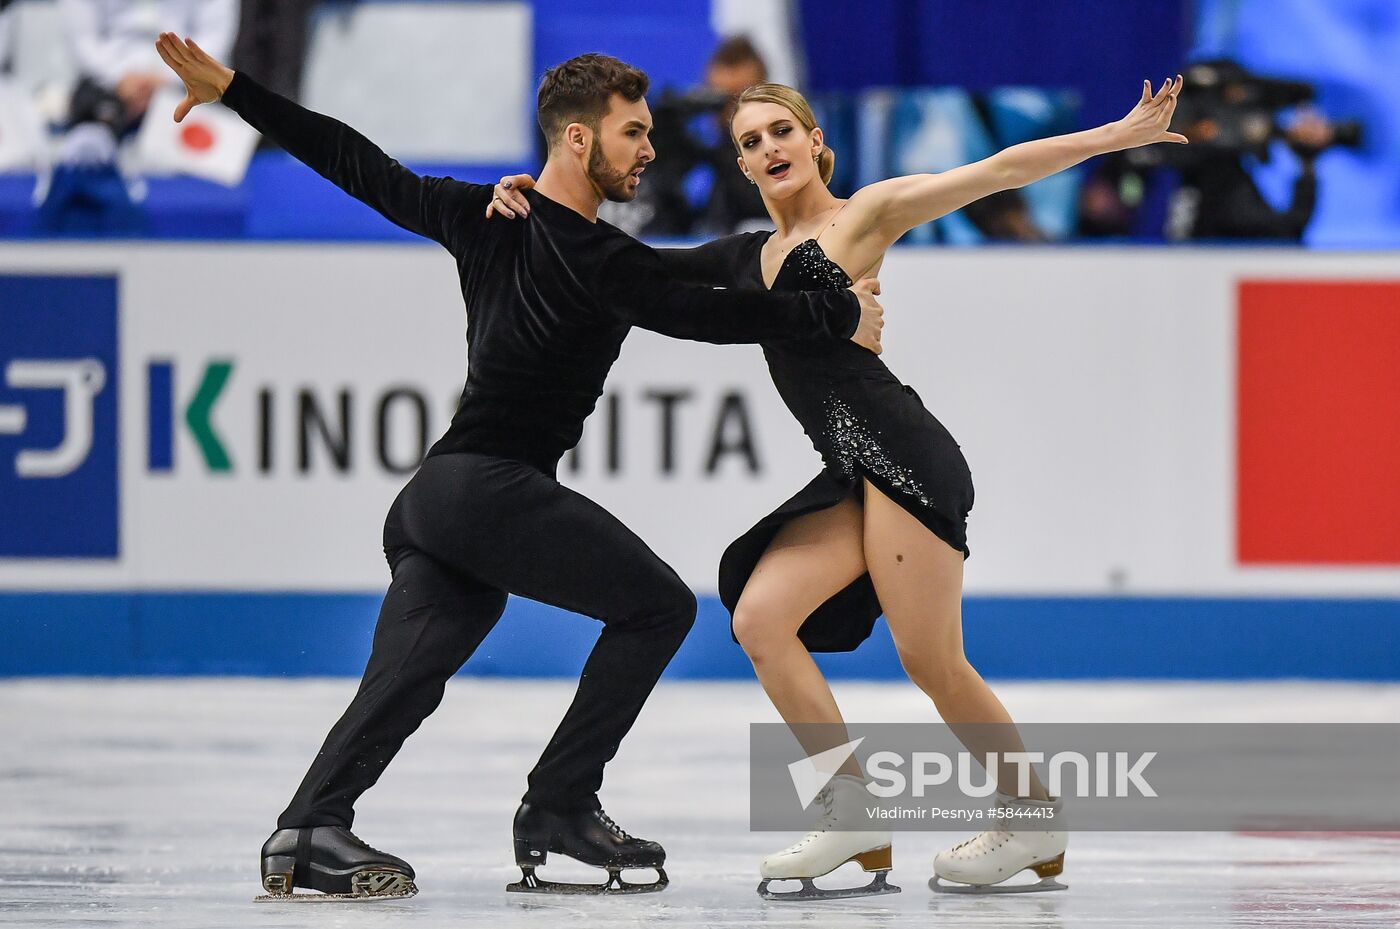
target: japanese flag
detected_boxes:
[137,87,259,186]
[0,80,47,173]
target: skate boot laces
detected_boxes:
[596,810,633,841]
[946,804,1022,859]
[785,785,838,853]
[816,785,837,826]
[345,829,394,859]
[948,829,1010,859]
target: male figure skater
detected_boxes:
[155,35,883,899]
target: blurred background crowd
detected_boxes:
[0,0,1394,246]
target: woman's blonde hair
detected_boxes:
[732,83,835,185]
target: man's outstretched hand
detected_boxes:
[848,278,883,355]
[154,32,234,123]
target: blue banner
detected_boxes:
[0,275,120,558]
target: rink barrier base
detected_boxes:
[2,592,1398,679]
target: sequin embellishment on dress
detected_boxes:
[790,239,852,288]
[823,396,932,508]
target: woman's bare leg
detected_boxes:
[861,479,1048,800]
[733,496,867,776]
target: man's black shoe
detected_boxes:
[258,826,417,900]
[507,803,668,894]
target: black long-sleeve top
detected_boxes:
[219,73,860,472]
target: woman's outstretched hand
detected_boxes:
[154,32,234,123]
[1112,75,1188,149]
[486,174,536,219]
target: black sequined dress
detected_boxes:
[661,232,974,653]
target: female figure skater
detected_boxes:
[493,76,1185,898]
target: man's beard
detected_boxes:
[588,139,637,203]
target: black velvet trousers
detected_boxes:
[277,453,696,828]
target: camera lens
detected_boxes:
[1332,120,1364,149]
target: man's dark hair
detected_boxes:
[708,36,768,79]
[537,53,650,147]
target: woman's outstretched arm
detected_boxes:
[154,32,482,248]
[847,76,1187,249]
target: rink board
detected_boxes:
[1,244,1398,678]
[2,591,1399,679]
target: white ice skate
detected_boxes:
[930,793,1067,894]
[757,774,900,901]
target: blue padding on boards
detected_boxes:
[2,593,1398,679]
[2,590,1400,679]
[131,592,383,675]
[0,593,136,675]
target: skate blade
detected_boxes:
[507,865,668,895]
[758,870,901,902]
[255,870,418,902]
[929,875,1066,895]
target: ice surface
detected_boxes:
[2,679,1398,928]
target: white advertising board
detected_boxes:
[2,243,1398,596]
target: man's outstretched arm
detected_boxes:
[595,239,883,353]
[490,174,762,289]
[652,235,758,288]
[154,32,480,247]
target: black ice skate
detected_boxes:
[507,803,669,894]
[257,826,418,901]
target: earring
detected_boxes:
[747,175,756,185]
